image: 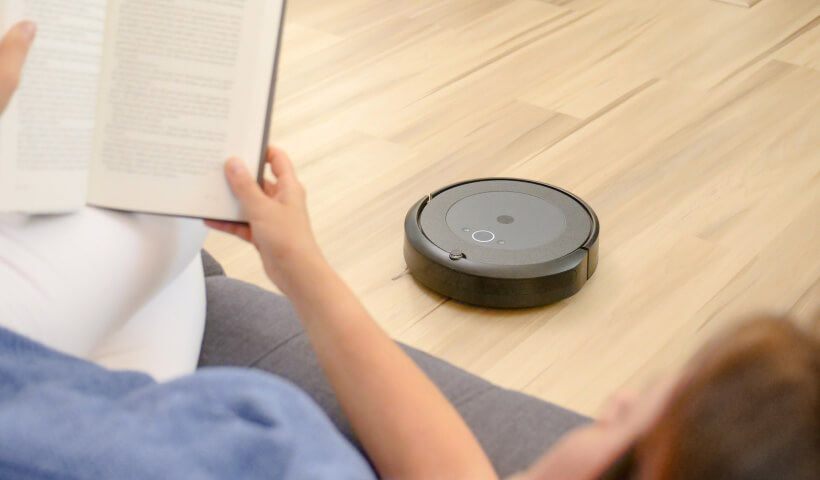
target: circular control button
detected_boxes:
[472,230,495,243]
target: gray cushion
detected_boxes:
[201,250,225,277]
[198,275,590,477]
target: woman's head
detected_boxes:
[636,315,820,480]
[516,314,820,480]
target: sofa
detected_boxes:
[198,251,590,478]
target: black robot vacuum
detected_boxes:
[404,178,599,308]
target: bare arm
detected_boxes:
[206,149,498,480]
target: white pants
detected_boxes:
[0,208,209,381]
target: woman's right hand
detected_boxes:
[0,21,36,115]
[205,146,328,296]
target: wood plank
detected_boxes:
[775,15,820,71]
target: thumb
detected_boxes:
[225,157,267,211]
[0,21,36,112]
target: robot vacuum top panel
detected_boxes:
[418,179,595,268]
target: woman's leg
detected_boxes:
[89,254,207,381]
[0,207,208,363]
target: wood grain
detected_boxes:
[205,0,820,416]
[714,0,763,8]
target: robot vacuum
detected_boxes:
[404,178,599,308]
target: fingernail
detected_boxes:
[18,21,36,43]
[227,158,246,176]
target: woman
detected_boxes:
[1,21,818,480]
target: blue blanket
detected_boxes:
[0,326,375,479]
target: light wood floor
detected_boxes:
[205,0,820,416]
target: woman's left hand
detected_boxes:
[0,21,36,114]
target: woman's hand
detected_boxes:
[205,146,326,295]
[208,146,497,480]
[0,21,36,114]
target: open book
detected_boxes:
[0,0,286,221]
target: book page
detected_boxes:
[87,0,285,221]
[0,0,106,213]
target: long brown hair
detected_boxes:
[636,315,820,480]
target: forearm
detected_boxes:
[208,150,498,478]
[283,258,497,480]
